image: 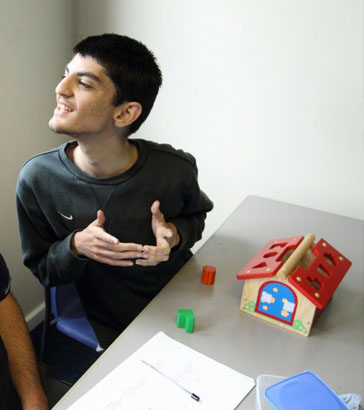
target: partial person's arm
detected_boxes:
[16,181,89,286]
[167,162,213,251]
[137,164,213,266]
[0,292,48,410]
[167,188,213,250]
[17,179,146,283]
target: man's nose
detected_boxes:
[55,76,73,97]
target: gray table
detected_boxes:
[54,196,364,409]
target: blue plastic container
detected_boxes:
[265,370,350,410]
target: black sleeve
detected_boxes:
[169,165,213,251]
[16,177,89,287]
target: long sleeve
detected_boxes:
[169,180,213,252]
[144,141,213,252]
[16,176,88,286]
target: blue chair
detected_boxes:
[40,283,103,362]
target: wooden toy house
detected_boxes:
[236,234,351,336]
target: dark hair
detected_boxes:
[73,33,162,135]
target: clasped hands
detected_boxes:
[71,201,180,267]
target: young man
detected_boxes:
[0,252,48,410]
[16,34,213,347]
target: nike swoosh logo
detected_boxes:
[57,211,73,220]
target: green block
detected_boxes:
[176,309,195,333]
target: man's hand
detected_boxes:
[136,201,180,266]
[72,210,143,266]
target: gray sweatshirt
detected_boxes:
[16,139,213,334]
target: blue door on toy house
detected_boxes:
[256,281,297,325]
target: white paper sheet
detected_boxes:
[66,332,255,410]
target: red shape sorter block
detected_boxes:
[237,236,304,280]
[289,239,352,309]
[201,265,216,285]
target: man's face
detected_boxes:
[49,54,118,137]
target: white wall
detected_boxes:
[0,0,75,327]
[75,0,363,251]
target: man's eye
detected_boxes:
[79,81,91,88]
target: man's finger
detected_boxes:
[135,259,157,266]
[95,229,119,245]
[114,242,144,252]
[151,200,160,215]
[142,244,170,256]
[90,210,106,227]
[157,227,173,239]
[96,256,134,267]
[151,200,165,222]
[135,254,169,266]
[97,210,105,226]
[94,248,143,260]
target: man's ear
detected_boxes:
[113,102,142,128]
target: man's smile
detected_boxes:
[55,102,73,113]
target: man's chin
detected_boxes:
[49,118,68,134]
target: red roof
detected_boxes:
[236,236,304,279]
[237,236,351,309]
